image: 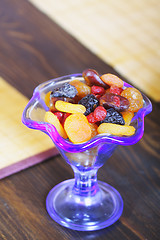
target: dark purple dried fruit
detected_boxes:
[83,69,107,88]
[78,94,99,115]
[51,83,78,98]
[101,108,125,125]
[99,92,129,112]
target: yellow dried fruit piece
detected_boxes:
[70,79,91,99]
[121,87,143,112]
[97,123,135,136]
[44,111,67,139]
[64,113,91,144]
[55,100,86,114]
[101,74,124,88]
[121,111,134,126]
[45,91,51,107]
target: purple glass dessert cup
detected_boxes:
[22,73,152,231]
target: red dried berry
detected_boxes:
[61,112,71,126]
[50,111,64,122]
[87,112,97,123]
[93,106,107,122]
[109,85,123,95]
[91,85,105,96]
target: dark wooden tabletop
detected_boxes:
[0,0,160,239]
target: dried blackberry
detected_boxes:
[51,83,78,98]
[78,94,99,115]
[101,108,125,125]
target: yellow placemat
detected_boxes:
[29,0,160,101]
[0,78,58,179]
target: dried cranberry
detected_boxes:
[93,106,107,122]
[87,112,97,123]
[109,85,123,95]
[91,85,105,96]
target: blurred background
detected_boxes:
[29,0,160,101]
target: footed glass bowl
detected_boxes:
[22,74,152,231]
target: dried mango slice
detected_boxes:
[64,113,91,144]
[44,111,67,139]
[121,111,134,126]
[97,123,135,136]
[101,74,124,88]
[55,100,86,114]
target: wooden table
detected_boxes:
[0,1,160,239]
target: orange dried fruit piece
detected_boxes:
[101,74,124,88]
[55,100,86,114]
[121,111,134,126]
[121,87,143,112]
[64,113,91,144]
[45,91,51,107]
[44,111,67,139]
[89,123,98,138]
[70,79,91,100]
[97,123,135,136]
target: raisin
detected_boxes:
[99,93,129,112]
[78,94,99,116]
[101,108,125,125]
[51,83,78,98]
[83,69,107,88]
[70,79,91,100]
[121,87,143,112]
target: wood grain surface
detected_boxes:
[0,0,160,239]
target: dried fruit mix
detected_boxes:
[44,69,144,143]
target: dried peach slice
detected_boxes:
[97,123,135,136]
[101,73,124,88]
[44,111,67,139]
[55,100,86,114]
[64,113,91,144]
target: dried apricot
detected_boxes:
[101,74,124,88]
[64,113,91,144]
[121,87,143,112]
[89,123,98,138]
[97,123,135,136]
[44,111,67,139]
[121,111,134,126]
[70,79,91,100]
[55,100,86,114]
[45,91,51,107]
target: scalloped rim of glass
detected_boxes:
[22,73,152,152]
